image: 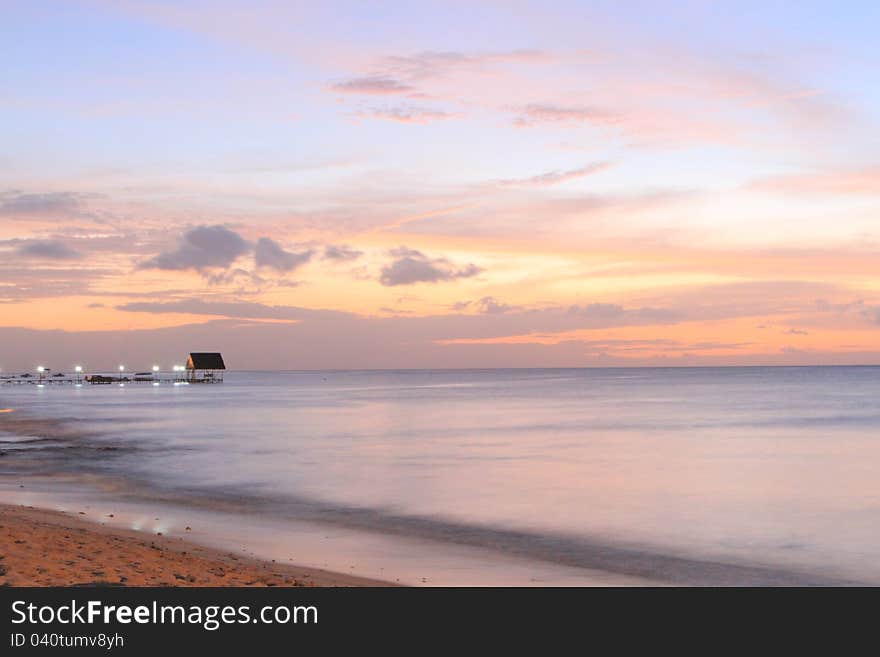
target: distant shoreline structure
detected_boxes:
[0,352,226,386]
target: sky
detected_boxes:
[1,0,879,370]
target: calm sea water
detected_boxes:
[2,367,880,585]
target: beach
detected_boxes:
[0,503,390,587]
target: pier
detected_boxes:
[0,352,225,386]
[0,371,194,386]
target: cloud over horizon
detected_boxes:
[323,244,363,261]
[14,239,81,260]
[358,105,458,124]
[512,104,621,128]
[0,191,86,217]
[141,225,250,271]
[494,162,612,188]
[116,298,352,321]
[330,76,414,95]
[254,237,313,272]
[379,247,482,286]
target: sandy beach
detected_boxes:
[0,503,392,587]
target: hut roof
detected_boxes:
[186,352,226,370]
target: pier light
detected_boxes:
[37,366,45,373]
[152,365,160,372]
[74,365,83,373]
[118,365,125,372]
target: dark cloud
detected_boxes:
[254,237,313,272]
[141,225,250,271]
[379,247,482,286]
[0,191,84,216]
[16,239,81,259]
[330,76,414,94]
[323,244,363,262]
[784,328,809,335]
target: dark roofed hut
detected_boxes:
[186,352,226,383]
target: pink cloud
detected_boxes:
[330,76,414,95]
[512,103,622,128]
[358,105,460,124]
[494,162,612,187]
[748,168,880,195]
[381,49,549,80]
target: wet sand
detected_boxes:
[0,503,393,587]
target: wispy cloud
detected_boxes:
[358,104,459,124]
[512,104,621,128]
[116,299,352,321]
[748,168,880,195]
[0,263,112,302]
[330,76,414,95]
[323,244,363,261]
[494,162,612,187]
[381,49,548,80]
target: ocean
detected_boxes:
[2,366,880,585]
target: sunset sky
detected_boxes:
[1,0,879,370]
